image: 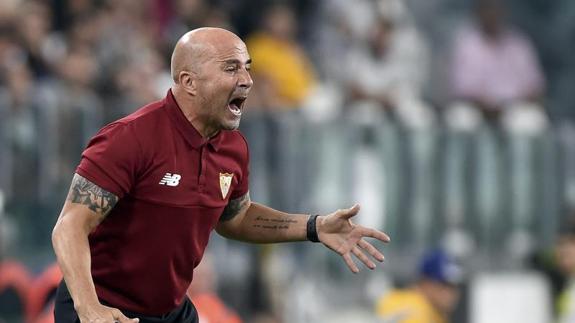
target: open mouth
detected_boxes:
[228,96,246,116]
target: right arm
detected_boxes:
[52,173,138,323]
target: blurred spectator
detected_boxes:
[376,249,463,323]
[164,0,236,44]
[0,59,42,202]
[246,3,316,109]
[165,0,211,44]
[450,0,545,121]
[54,44,101,131]
[95,0,159,86]
[343,3,431,127]
[110,47,171,118]
[337,1,434,241]
[313,0,381,85]
[40,45,104,200]
[0,0,19,25]
[312,0,357,85]
[317,0,428,96]
[187,254,243,323]
[505,0,575,122]
[346,16,403,111]
[66,10,102,51]
[556,218,575,323]
[16,1,59,79]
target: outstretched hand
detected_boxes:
[317,204,390,273]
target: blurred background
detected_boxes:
[1,0,575,322]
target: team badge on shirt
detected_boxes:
[219,173,233,199]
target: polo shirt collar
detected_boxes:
[164,89,223,151]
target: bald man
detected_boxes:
[51,28,390,323]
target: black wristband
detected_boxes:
[307,214,321,243]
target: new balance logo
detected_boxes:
[159,173,181,187]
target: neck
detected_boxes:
[171,86,219,138]
[195,122,219,138]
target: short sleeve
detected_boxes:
[229,133,250,199]
[76,122,142,198]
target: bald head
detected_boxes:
[170,27,245,83]
[168,27,253,137]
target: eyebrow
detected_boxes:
[223,58,252,65]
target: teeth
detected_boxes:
[229,104,242,116]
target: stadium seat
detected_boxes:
[191,292,242,323]
[0,260,32,322]
[26,263,62,322]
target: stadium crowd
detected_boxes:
[1,0,575,322]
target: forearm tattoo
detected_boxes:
[220,192,250,222]
[67,174,118,216]
[252,216,298,230]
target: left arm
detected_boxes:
[216,192,391,273]
[215,192,308,243]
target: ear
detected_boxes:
[179,71,198,96]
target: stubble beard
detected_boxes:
[206,104,242,134]
[200,91,243,133]
[223,116,241,130]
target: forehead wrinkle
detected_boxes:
[214,51,250,65]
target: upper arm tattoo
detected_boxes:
[220,192,250,222]
[66,174,119,216]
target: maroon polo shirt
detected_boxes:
[75,90,249,315]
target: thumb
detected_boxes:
[340,204,360,220]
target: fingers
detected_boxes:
[116,317,139,323]
[339,204,360,220]
[342,252,359,274]
[112,309,139,323]
[352,246,376,270]
[361,227,391,243]
[343,244,382,273]
[358,239,384,262]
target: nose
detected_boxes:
[238,68,253,89]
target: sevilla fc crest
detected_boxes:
[219,173,233,199]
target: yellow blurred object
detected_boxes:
[247,32,316,107]
[376,288,446,323]
[557,280,575,323]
